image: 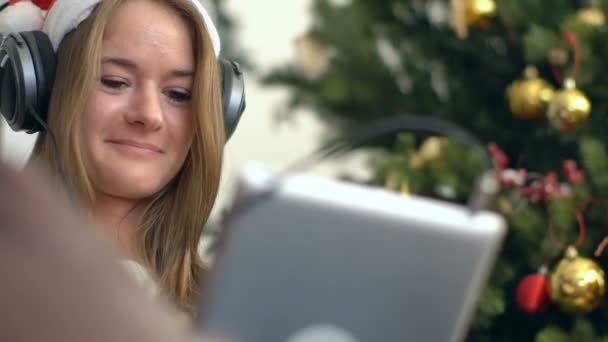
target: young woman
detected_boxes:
[2,0,225,316]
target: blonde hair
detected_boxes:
[31,0,224,315]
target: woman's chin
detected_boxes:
[97,178,169,201]
[86,162,180,201]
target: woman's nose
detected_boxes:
[124,85,163,130]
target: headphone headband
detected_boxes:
[0,0,245,140]
[0,0,221,56]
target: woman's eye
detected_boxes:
[165,90,192,104]
[100,78,129,91]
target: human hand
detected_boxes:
[0,162,221,342]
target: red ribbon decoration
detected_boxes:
[488,144,585,204]
[551,29,581,86]
[488,143,527,189]
[548,208,586,251]
[521,172,560,204]
[563,160,585,184]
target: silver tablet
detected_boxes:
[197,164,506,342]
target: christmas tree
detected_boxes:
[262,0,608,340]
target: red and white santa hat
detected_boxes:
[0,0,221,56]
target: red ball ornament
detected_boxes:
[516,266,552,314]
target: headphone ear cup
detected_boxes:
[20,31,56,130]
[219,58,245,142]
[0,32,38,132]
[0,35,18,126]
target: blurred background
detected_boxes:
[216,0,370,216]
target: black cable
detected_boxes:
[281,114,492,175]
[218,114,500,240]
[31,110,77,204]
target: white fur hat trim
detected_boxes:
[1,0,221,56]
[0,1,45,34]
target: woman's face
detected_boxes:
[80,0,196,200]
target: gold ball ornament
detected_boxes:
[410,137,446,169]
[550,247,606,314]
[465,0,497,28]
[547,78,591,132]
[384,173,410,197]
[548,48,569,66]
[576,6,605,27]
[507,67,554,119]
[293,35,332,80]
[450,0,497,38]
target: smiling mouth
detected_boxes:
[107,140,164,155]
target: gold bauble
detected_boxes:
[418,137,444,160]
[450,0,497,38]
[384,173,410,197]
[410,137,446,169]
[465,0,497,28]
[507,67,554,119]
[547,78,591,132]
[548,48,569,66]
[450,0,468,38]
[550,247,606,314]
[294,35,332,79]
[576,7,605,27]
